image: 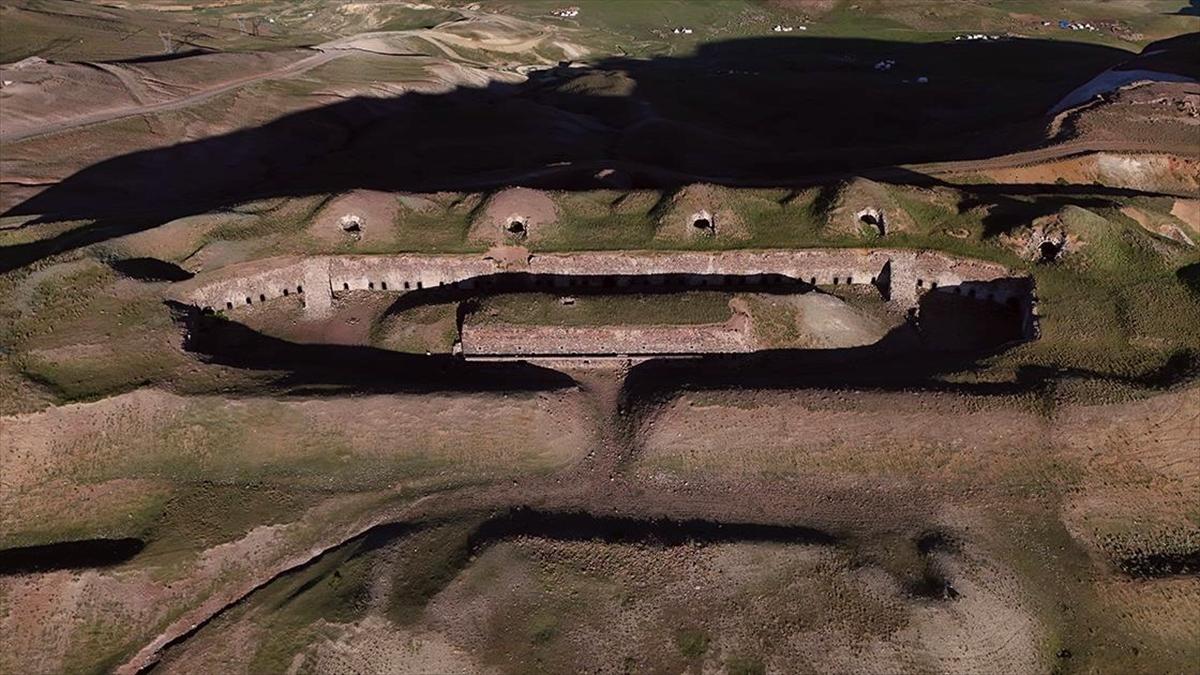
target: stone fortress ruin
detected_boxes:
[242,186,1048,363]
[174,248,1039,361]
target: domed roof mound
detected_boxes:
[309,189,399,246]
[652,183,748,242]
[818,177,914,238]
[468,187,558,244]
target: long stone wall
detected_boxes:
[171,248,1037,339]
[175,257,334,315]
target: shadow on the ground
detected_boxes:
[109,257,195,281]
[5,33,1195,272]
[171,301,576,393]
[467,507,840,550]
[620,282,1197,406]
[0,538,146,575]
[369,271,832,334]
[177,277,1045,391]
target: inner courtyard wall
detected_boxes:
[172,249,1033,337]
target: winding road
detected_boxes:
[0,48,346,144]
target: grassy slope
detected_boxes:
[0,383,589,673]
[632,385,1200,673]
[469,291,734,327]
[1,388,583,550]
[2,3,1197,672]
[4,0,1190,65]
[4,184,1197,405]
[371,301,461,353]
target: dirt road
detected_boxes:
[901,138,1187,179]
[0,49,345,144]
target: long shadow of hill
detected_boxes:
[4,33,1187,271]
[620,285,1198,408]
[170,302,576,394]
[621,330,1198,409]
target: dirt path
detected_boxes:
[0,49,345,144]
[1,8,563,146]
[902,139,1190,180]
[87,62,157,106]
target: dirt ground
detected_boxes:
[2,3,1199,674]
[157,533,1040,675]
[0,383,594,674]
[1,241,1192,673]
[3,377,1195,675]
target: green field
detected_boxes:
[468,291,735,327]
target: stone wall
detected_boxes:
[172,249,1034,337]
[328,255,495,295]
[177,257,333,316]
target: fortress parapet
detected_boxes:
[171,249,1036,340]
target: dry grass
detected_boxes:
[634,385,1200,672]
[1,388,590,551]
[2,3,1199,673]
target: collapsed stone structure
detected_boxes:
[174,248,1040,346]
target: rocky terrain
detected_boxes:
[1,1,1198,674]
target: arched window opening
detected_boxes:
[506,216,528,237]
[1039,240,1063,263]
[339,214,363,233]
[856,208,887,236]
